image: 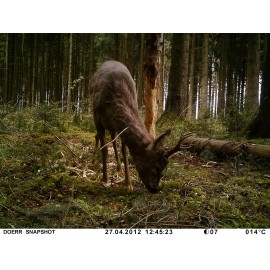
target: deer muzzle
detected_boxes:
[146,182,164,193]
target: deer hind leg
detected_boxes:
[98,128,110,186]
[121,142,133,192]
[110,131,122,172]
[92,133,100,165]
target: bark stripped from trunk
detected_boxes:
[178,133,270,160]
[144,33,162,138]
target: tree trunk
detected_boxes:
[247,34,270,138]
[55,34,63,104]
[114,34,121,62]
[4,33,9,103]
[239,58,246,111]
[245,34,260,116]
[144,33,162,138]
[166,33,189,118]
[87,33,95,101]
[187,35,195,120]
[217,34,228,116]
[165,34,182,112]
[125,34,135,77]
[11,35,18,104]
[199,33,209,118]
[208,52,214,117]
[179,34,190,119]
[31,34,37,107]
[178,133,270,160]
[137,34,144,109]
[226,35,237,121]
[67,33,73,113]
[160,33,165,112]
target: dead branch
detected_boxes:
[100,127,129,150]
[41,120,78,157]
[179,133,270,160]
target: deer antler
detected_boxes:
[165,132,195,158]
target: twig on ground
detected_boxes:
[40,119,79,157]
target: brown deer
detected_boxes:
[92,60,180,193]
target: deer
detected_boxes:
[92,60,180,193]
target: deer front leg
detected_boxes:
[110,131,122,172]
[121,142,133,192]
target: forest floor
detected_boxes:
[1,109,270,228]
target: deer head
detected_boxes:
[133,130,173,193]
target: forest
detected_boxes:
[0,33,270,228]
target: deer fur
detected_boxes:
[92,60,177,193]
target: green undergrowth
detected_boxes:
[157,112,229,139]
[1,110,270,228]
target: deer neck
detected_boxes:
[120,121,153,157]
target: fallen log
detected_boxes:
[176,133,270,160]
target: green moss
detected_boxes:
[1,112,270,228]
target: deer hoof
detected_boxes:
[127,185,133,192]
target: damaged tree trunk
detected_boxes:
[144,33,162,138]
[178,133,270,160]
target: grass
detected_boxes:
[0,109,270,228]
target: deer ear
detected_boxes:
[147,129,171,151]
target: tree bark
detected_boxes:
[187,34,196,120]
[199,33,209,118]
[247,34,270,138]
[125,34,135,77]
[160,33,165,112]
[144,33,162,138]
[137,34,144,109]
[179,34,190,119]
[245,34,260,115]
[67,33,73,113]
[165,33,189,118]
[165,34,182,112]
[114,34,122,62]
[55,34,63,104]
[87,34,95,101]
[226,35,235,114]
[217,34,228,116]
[4,33,9,103]
[31,34,37,107]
